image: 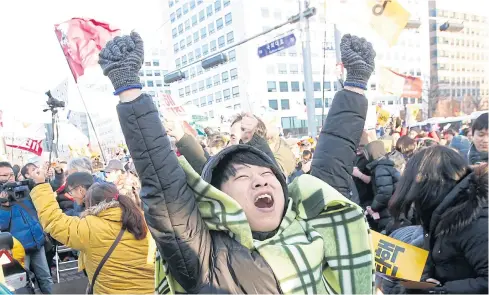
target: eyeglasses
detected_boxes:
[67,186,80,196]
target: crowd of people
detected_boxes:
[0,32,486,294]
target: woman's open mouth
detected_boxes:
[254,194,275,212]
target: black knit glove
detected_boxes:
[340,34,376,90]
[98,32,144,94]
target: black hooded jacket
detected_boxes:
[116,89,367,293]
[421,169,488,294]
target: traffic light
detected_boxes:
[164,71,186,84]
[440,22,464,32]
[201,53,228,70]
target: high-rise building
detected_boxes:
[428,0,489,116]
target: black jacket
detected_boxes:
[116,89,367,293]
[367,153,403,220]
[422,170,488,294]
[353,153,373,209]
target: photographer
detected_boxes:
[0,162,53,294]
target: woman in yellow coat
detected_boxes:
[29,169,154,294]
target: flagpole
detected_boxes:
[53,30,107,163]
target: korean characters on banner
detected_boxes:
[371,231,429,282]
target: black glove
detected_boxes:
[98,32,145,94]
[340,34,376,90]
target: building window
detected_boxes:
[315,98,322,108]
[278,63,287,74]
[323,81,331,91]
[213,74,220,85]
[207,4,213,17]
[174,43,179,53]
[188,52,194,62]
[218,36,225,48]
[206,77,212,88]
[185,86,191,96]
[154,70,161,76]
[228,49,236,61]
[192,15,198,26]
[170,13,176,23]
[185,20,190,31]
[169,0,174,7]
[186,36,192,46]
[189,67,196,78]
[202,44,209,56]
[191,83,198,93]
[279,81,289,92]
[139,70,144,77]
[314,82,321,91]
[207,94,214,105]
[267,81,277,92]
[234,104,241,110]
[222,71,229,82]
[224,0,230,7]
[153,60,160,67]
[223,89,231,100]
[269,99,278,110]
[232,86,239,97]
[216,18,224,30]
[201,27,207,38]
[146,70,153,76]
[190,0,196,9]
[195,48,202,58]
[177,8,182,18]
[227,31,234,43]
[215,91,223,103]
[199,10,205,21]
[210,40,217,52]
[225,12,234,25]
[172,28,177,38]
[281,99,290,110]
[200,96,206,107]
[290,64,299,74]
[198,80,205,91]
[182,55,188,66]
[180,39,185,49]
[179,88,184,98]
[208,23,215,35]
[183,3,189,14]
[262,8,270,17]
[230,68,238,80]
[178,24,184,34]
[141,80,146,87]
[197,64,203,75]
[193,31,200,42]
[147,80,154,87]
[215,0,221,12]
[193,98,198,106]
[291,81,300,92]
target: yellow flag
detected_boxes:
[367,0,411,46]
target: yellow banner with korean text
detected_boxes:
[371,231,429,282]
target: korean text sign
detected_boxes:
[371,231,428,281]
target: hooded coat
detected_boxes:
[116,90,372,294]
[420,168,488,294]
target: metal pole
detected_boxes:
[321,30,327,124]
[333,24,344,91]
[301,0,317,137]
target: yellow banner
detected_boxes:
[371,231,429,281]
[377,108,391,126]
[367,0,411,46]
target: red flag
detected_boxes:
[390,70,423,98]
[54,18,120,82]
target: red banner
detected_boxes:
[6,138,43,156]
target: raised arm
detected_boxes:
[311,34,374,198]
[99,33,211,292]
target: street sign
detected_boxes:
[258,33,296,58]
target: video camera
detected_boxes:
[0,180,32,203]
[45,90,65,109]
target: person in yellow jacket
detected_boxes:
[28,169,155,294]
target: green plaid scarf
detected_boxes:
[156,157,375,294]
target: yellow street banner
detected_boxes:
[367,0,410,46]
[371,231,429,281]
[376,106,391,126]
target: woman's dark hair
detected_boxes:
[472,113,488,135]
[389,146,469,231]
[67,172,94,190]
[12,165,20,181]
[395,135,416,158]
[85,182,147,240]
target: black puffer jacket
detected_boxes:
[420,168,488,294]
[366,150,403,230]
[116,89,367,293]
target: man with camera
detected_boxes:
[0,162,53,294]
